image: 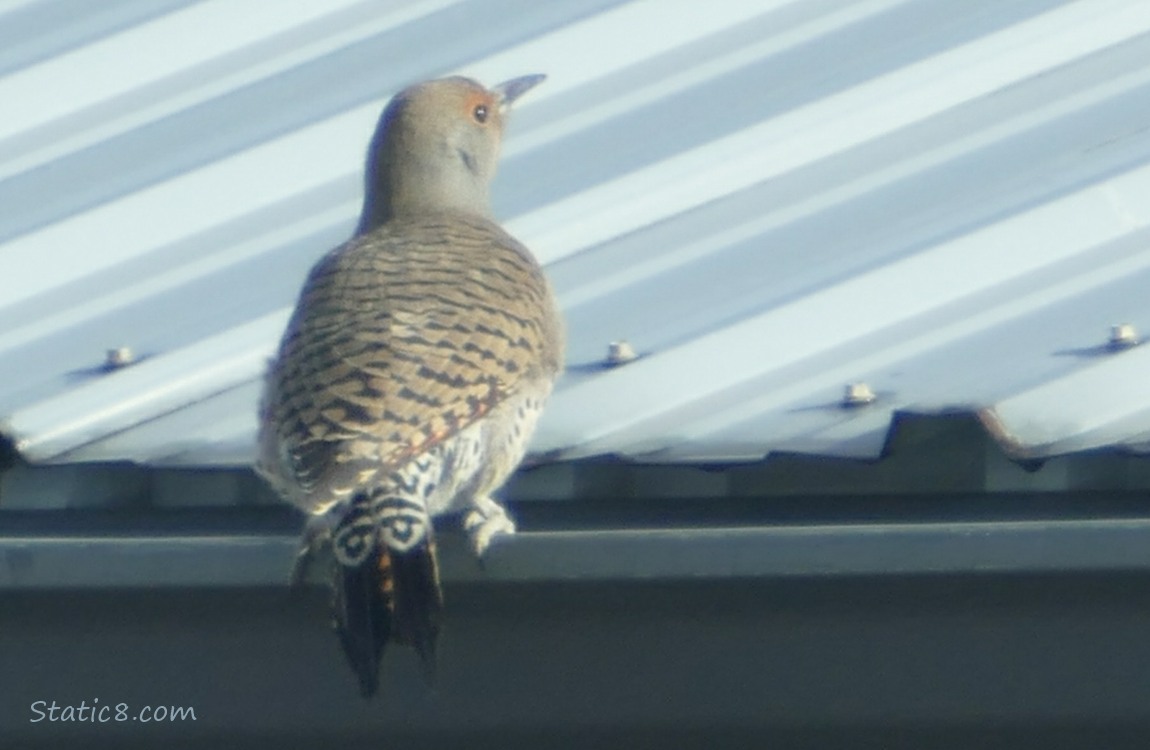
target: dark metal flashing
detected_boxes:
[6,498,1150,746]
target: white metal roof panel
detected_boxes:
[2,0,1150,466]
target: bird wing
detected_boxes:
[261,213,559,511]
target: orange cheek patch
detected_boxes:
[463,91,495,122]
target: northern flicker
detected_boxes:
[256,74,563,697]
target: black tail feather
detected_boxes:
[331,532,442,698]
[332,546,391,699]
[390,538,443,683]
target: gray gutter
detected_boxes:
[6,518,1150,590]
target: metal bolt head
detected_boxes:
[1108,323,1138,350]
[606,340,638,366]
[105,347,134,369]
[842,382,876,407]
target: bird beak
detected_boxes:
[493,74,546,112]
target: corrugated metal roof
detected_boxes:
[3,0,1150,467]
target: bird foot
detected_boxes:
[290,513,336,587]
[462,496,516,557]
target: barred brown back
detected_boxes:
[261,211,562,513]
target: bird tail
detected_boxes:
[330,488,442,698]
[331,529,391,698]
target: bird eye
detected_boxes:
[473,104,488,124]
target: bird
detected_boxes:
[256,74,563,698]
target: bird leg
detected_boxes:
[290,512,337,588]
[462,495,516,557]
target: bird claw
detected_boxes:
[462,496,516,558]
[289,546,313,589]
[290,513,336,587]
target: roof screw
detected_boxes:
[842,382,876,407]
[606,340,638,366]
[104,346,135,370]
[1108,323,1138,350]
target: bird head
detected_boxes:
[358,74,545,232]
